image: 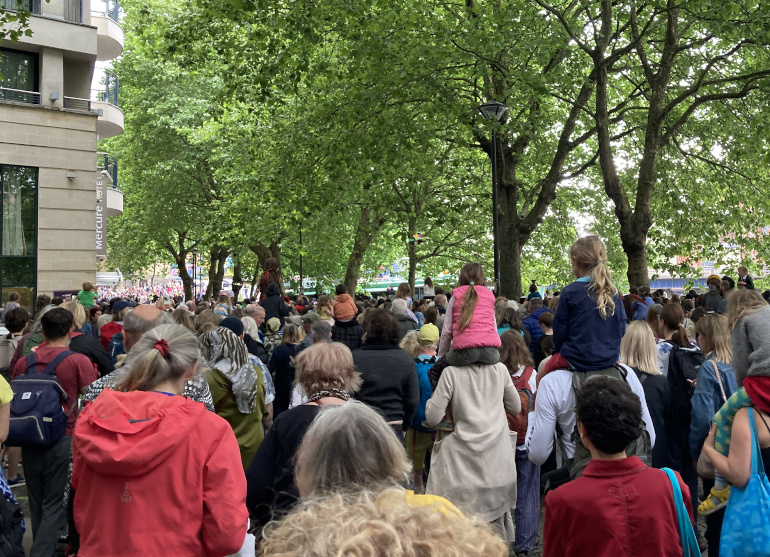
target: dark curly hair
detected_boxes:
[364,309,401,346]
[575,376,642,455]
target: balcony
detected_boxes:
[0,87,41,105]
[97,152,123,215]
[92,0,123,61]
[91,69,123,138]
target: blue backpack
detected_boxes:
[6,351,75,447]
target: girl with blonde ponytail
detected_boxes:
[546,236,628,373]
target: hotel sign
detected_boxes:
[96,173,107,257]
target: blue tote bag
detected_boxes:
[662,467,700,557]
[720,408,770,557]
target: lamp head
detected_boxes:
[478,102,509,122]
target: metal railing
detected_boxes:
[0,87,41,104]
[91,0,118,21]
[63,96,90,111]
[0,0,41,14]
[91,69,119,107]
[97,152,119,191]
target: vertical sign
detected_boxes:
[96,172,107,257]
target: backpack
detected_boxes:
[0,490,24,557]
[20,332,44,358]
[6,351,75,447]
[0,335,20,382]
[507,366,534,445]
[666,342,704,421]
[543,364,652,493]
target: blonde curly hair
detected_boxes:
[259,488,508,557]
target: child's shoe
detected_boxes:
[698,485,730,515]
[421,420,455,432]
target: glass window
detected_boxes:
[2,165,36,256]
[1,258,34,285]
[1,286,34,315]
[0,48,38,93]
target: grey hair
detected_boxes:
[391,298,408,315]
[241,316,259,338]
[123,308,174,335]
[118,324,200,392]
[310,320,332,341]
[31,304,56,333]
[294,401,411,497]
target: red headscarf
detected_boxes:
[743,376,770,415]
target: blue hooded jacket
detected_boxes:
[523,307,552,354]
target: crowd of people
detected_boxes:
[0,246,768,556]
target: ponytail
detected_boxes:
[118,324,200,392]
[589,261,617,320]
[672,325,689,348]
[458,284,478,332]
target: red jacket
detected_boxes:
[72,389,248,557]
[543,456,692,557]
[99,320,123,350]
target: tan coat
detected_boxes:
[425,362,520,522]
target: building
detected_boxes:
[0,0,123,311]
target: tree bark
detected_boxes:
[231,256,243,303]
[344,201,387,294]
[206,245,229,300]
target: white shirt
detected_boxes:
[526,365,656,466]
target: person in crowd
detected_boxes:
[2,291,20,318]
[331,283,357,323]
[434,293,448,317]
[632,285,655,321]
[619,320,671,468]
[543,376,692,557]
[294,311,321,354]
[394,282,419,323]
[87,307,101,339]
[8,305,57,372]
[527,281,541,301]
[33,294,51,319]
[499,330,539,556]
[12,308,97,557]
[405,323,439,494]
[72,324,247,556]
[77,282,96,310]
[737,265,755,290]
[262,317,282,359]
[522,297,552,356]
[257,257,284,303]
[194,308,222,336]
[268,323,303,417]
[172,306,195,331]
[716,278,734,315]
[701,275,724,313]
[0,371,24,555]
[331,295,365,351]
[399,329,421,358]
[246,342,362,532]
[425,317,520,543]
[352,309,418,440]
[533,310,553,370]
[84,305,214,410]
[245,303,266,336]
[0,306,29,488]
[315,294,334,325]
[496,303,531,344]
[242,314,269,364]
[200,326,268,469]
[260,283,289,329]
[423,276,435,300]
[424,305,439,327]
[60,301,114,377]
[646,303,664,338]
[656,302,692,375]
[99,300,133,350]
[392,298,418,340]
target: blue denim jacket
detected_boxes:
[689,355,738,460]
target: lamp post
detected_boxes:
[191,248,199,301]
[477,101,509,294]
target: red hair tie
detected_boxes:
[154,339,170,358]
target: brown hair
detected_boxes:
[538,311,554,328]
[365,309,401,346]
[173,307,195,331]
[424,306,439,325]
[646,304,663,338]
[695,314,732,365]
[499,329,534,372]
[727,289,767,329]
[395,282,411,300]
[457,262,485,332]
[570,236,617,319]
[295,342,362,396]
[194,309,222,335]
[660,303,688,347]
[8,291,20,302]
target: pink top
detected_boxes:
[438,285,500,357]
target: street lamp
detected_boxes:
[191,248,199,301]
[477,101,509,294]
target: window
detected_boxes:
[0,165,37,314]
[0,48,39,104]
[0,0,40,14]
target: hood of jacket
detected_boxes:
[525,307,551,322]
[266,282,281,297]
[74,389,207,477]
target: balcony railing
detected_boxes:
[0,87,41,105]
[97,152,119,191]
[63,96,90,111]
[91,69,119,107]
[0,0,41,14]
[91,0,118,21]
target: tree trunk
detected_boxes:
[176,256,193,301]
[344,203,386,294]
[249,240,284,298]
[231,256,243,303]
[497,176,523,300]
[249,259,260,299]
[407,219,417,296]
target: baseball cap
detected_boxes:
[301,312,321,324]
[220,316,244,336]
[418,323,440,346]
[113,300,136,312]
[266,317,281,334]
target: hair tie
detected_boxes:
[596,259,604,265]
[154,339,170,358]
[469,281,475,285]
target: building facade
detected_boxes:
[0,0,123,311]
